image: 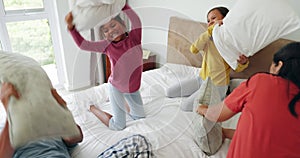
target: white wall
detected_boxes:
[55,0,300,90]
[54,0,93,91]
[127,0,237,65]
[127,0,300,65]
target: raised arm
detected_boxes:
[122,4,142,42]
[0,82,20,158]
[190,25,214,54]
[65,12,109,53]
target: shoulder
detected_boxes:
[250,73,276,81]
[248,73,289,87]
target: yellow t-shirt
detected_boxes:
[190,25,248,86]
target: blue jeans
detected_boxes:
[108,83,145,130]
[13,138,73,158]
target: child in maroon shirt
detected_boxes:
[65,4,145,130]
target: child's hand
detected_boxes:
[208,20,223,36]
[237,55,249,65]
[196,104,208,116]
[65,12,74,30]
[215,20,223,26]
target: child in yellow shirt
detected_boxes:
[190,7,248,88]
[183,7,249,111]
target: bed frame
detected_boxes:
[166,16,295,79]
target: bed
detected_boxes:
[63,16,295,157]
[66,63,234,158]
[0,16,295,157]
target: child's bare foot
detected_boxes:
[86,101,94,111]
[88,104,96,111]
[90,105,112,127]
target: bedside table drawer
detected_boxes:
[143,55,156,71]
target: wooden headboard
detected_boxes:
[167,16,206,67]
[167,16,295,79]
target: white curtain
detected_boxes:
[90,28,105,86]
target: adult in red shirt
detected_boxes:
[197,42,300,158]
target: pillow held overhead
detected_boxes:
[0,51,80,148]
[75,0,116,7]
[72,0,126,31]
[212,0,300,69]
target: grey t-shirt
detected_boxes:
[13,138,75,158]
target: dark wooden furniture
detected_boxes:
[142,54,156,71]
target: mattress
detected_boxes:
[0,63,240,157]
[63,63,240,158]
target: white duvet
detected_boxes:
[65,63,239,158]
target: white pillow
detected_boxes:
[212,0,300,69]
[75,0,115,7]
[72,0,126,31]
[193,78,223,155]
[0,51,80,148]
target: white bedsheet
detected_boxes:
[0,63,238,157]
[64,63,240,158]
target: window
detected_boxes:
[6,20,54,65]
[3,0,44,11]
[0,0,63,87]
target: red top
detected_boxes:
[70,4,142,93]
[225,73,300,158]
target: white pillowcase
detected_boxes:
[212,0,300,69]
[193,78,223,155]
[72,0,126,31]
[75,0,115,7]
[0,51,80,148]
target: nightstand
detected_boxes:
[143,54,156,71]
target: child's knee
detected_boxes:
[109,119,126,130]
[130,114,145,120]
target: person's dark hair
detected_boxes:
[207,7,229,19]
[112,15,125,26]
[273,42,300,118]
